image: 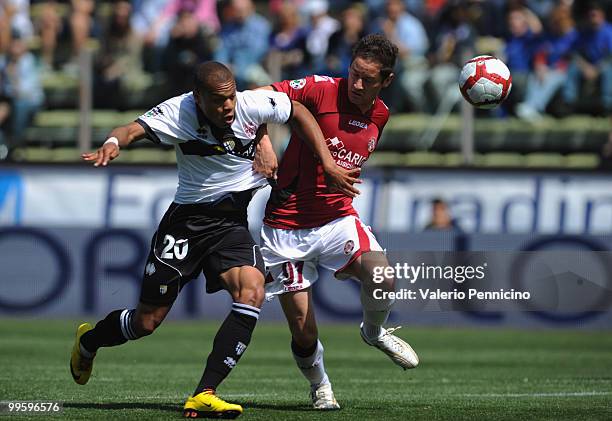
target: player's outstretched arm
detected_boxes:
[81,122,146,167]
[289,100,361,197]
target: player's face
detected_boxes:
[198,80,237,128]
[348,56,394,111]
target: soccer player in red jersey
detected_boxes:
[258,35,419,409]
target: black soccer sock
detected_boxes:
[80,309,139,353]
[194,303,260,395]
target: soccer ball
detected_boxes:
[458,55,512,109]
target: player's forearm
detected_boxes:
[106,122,146,148]
[289,101,336,169]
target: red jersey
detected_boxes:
[264,75,390,229]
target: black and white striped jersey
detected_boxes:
[137,89,292,204]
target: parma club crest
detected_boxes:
[344,240,355,254]
[368,137,377,153]
[289,79,306,89]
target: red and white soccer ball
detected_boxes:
[458,55,512,109]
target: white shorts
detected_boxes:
[261,215,383,298]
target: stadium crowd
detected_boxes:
[0,0,611,156]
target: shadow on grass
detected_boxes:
[64,402,179,412]
[66,401,326,414]
[241,401,319,412]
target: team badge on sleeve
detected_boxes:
[344,240,355,254]
[368,137,377,153]
[289,79,306,89]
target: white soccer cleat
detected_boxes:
[360,324,419,370]
[310,382,340,410]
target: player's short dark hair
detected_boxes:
[194,61,235,93]
[351,34,399,80]
[432,197,447,207]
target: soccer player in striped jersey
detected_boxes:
[70,61,358,419]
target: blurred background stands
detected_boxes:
[0,0,609,167]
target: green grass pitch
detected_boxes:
[1,319,611,420]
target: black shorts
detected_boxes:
[140,202,265,306]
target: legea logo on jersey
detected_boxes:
[348,119,368,129]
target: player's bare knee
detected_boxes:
[232,282,264,308]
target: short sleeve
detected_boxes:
[271,75,331,111]
[136,95,189,145]
[240,89,293,125]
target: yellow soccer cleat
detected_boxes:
[183,390,243,419]
[70,323,95,385]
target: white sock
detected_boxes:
[360,284,393,340]
[362,320,384,340]
[292,340,330,387]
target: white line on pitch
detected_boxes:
[462,392,611,398]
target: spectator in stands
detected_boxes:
[424,198,462,232]
[35,1,62,70]
[0,1,10,158]
[0,0,34,40]
[0,100,8,159]
[469,0,507,38]
[564,2,612,115]
[66,0,99,69]
[215,0,271,89]
[372,0,429,111]
[302,0,339,74]
[162,0,220,32]
[516,4,577,121]
[363,0,386,21]
[267,1,309,81]
[133,0,219,75]
[325,4,366,78]
[0,1,11,54]
[525,0,558,22]
[504,5,543,111]
[94,0,152,109]
[165,1,216,95]
[131,0,173,73]
[428,1,477,111]
[0,30,44,159]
